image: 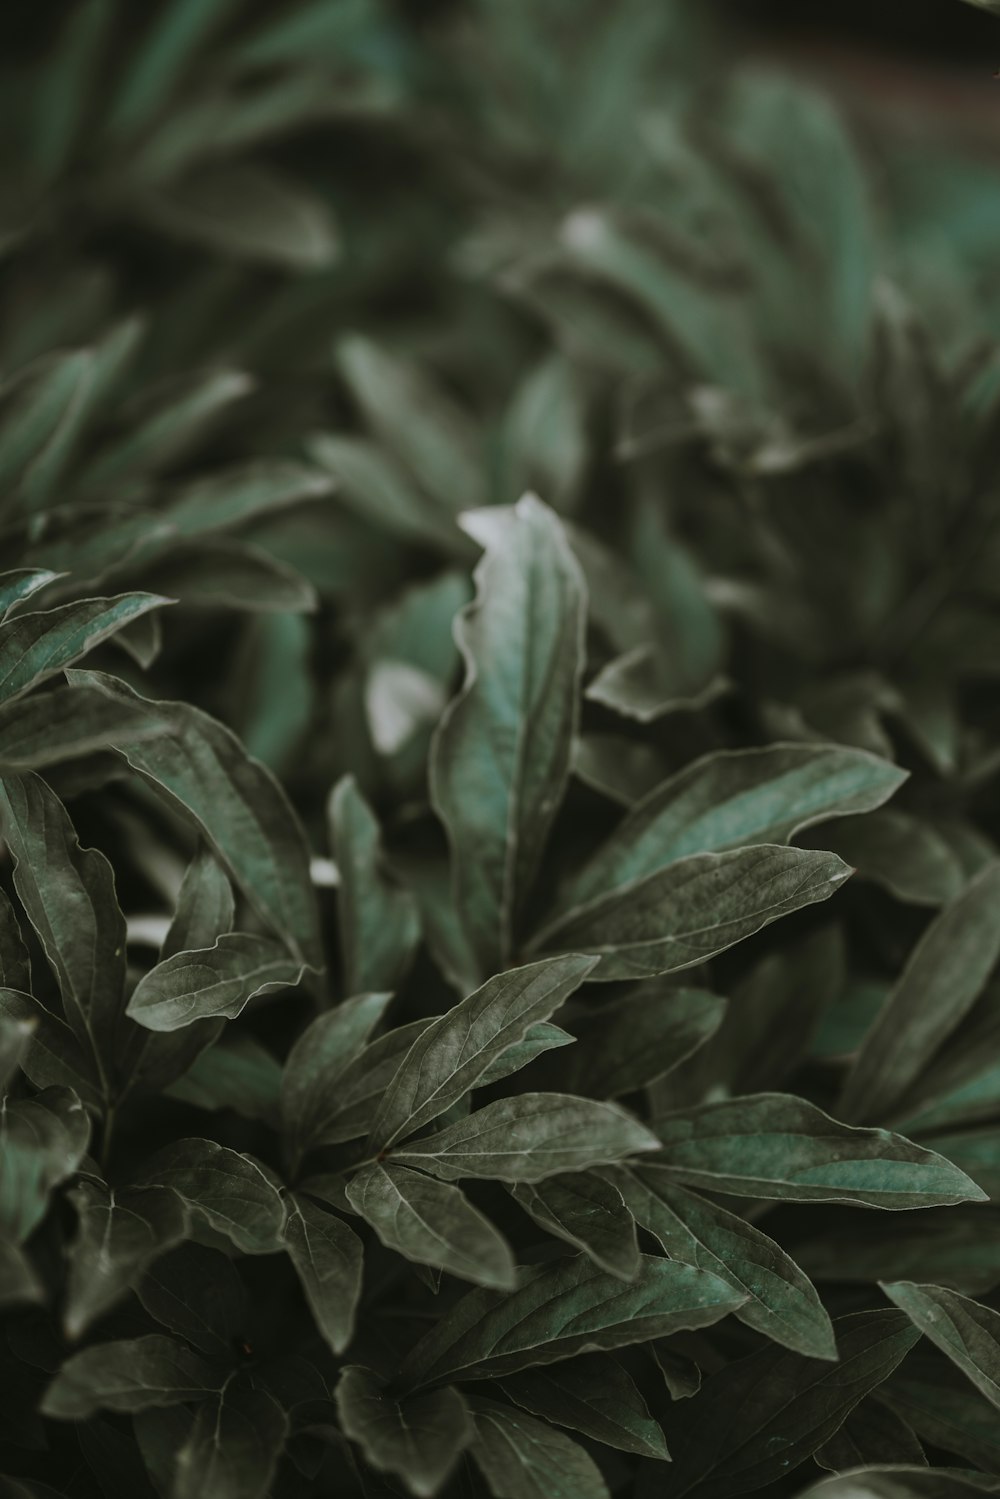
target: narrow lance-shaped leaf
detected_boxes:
[840,862,1000,1123]
[393,1092,659,1183]
[336,1366,472,1499]
[0,594,171,705]
[0,886,31,991]
[299,1015,435,1148]
[0,682,167,772]
[511,1171,640,1279]
[281,991,392,1160]
[283,1191,363,1355]
[532,844,851,981]
[615,1165,837,1358]
[882,1280,1000,1411]
[329,775,420,995]
[551,742,905,919]
[401,1253,747,1387]
[63,1181,189,1339]
[500,1354,670,1461]
[127,932,304,1031]
[64,670,323,969]
[173,1385,288,1499]
[41,1335,223,1420]
[369,953,596,1150]
[0,771,126,1083]
[651,1093,986,1208]
[161,846,235,960]
[347,1162,516,1289]
[565,985,726,1098]
[430,495,587,975]
[0,568,60,619]
[468,1397,610,1499]
[668,1311,921,1499]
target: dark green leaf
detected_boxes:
[0,594,171,705]
[161,846,235,960]
[335,1365,472,1499]
[41,1335,222,1420]
[138,1138,286,1253]
[0,1086,90,1242]
[137,1242,247,1358]
[165,1031,282,1124]
[565,985,726,1098]
[0,683,166,771]
[500,1354,669,1460]
[300,1015,435,1148]
[173,1385,288,1499]
[329,775,420,995]
[281,991,392,1159]
[64,1180,188,1338]
[467,1396,609,1499]
[283,1191,363,1354]
[0,988,102,1107]
[511,1171,639,1279]
[882,1280,1000,1410]
[0,1238,43,1310]
[814,1399,926,1472]
[128,932,303,1030]
[0,568,60,619]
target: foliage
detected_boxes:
[3,1,1000,1497]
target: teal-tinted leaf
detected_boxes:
[468,1397,609,1499]
[138,1138,285,1253]
[137,1243,246,1358]
[0,569,60,619]
[106,0,238,136]
[0,683,166,771]
[651,1093,985,1208]
[840,863,1000,1123]
[533,845,851,981]
[41,1335,221,1420]
[369,954,596,1150]
[165,459,331,541]
[882,1281,1000,1410]
[794,1209,1000,1297]
[329,776,420,995]
[309,433,464,552]
[128,932,303,1031]
[512,1171,639,1279]
[65,671,322,969]
[174,1385,288,1499]
[348,1162,516,1290]
[0,594,170,706]
[430,496,587,975]
[669,1311,921,1499]
[64,1181,188,1339]
[301,1015,435,1148]
[283,1191,363,1354]
[499,353,588,513]
[565,985,726,1098]
[139,539,318,613]
[0,1238,43,1310]
[500,1354,669,1460]
[335,335,485,515]
[882,1355,1000,1471]
[166,1031,282,1124]
[394,1092,658,1183]
[0,349,94,495]
[401,1253,746,1386]
[476,1022,574,1088]
[0,1086,90,1242]
[142,165,337,270]
[551,743,900,919]
[816,809,967,907]
[161,847,235,960]
[336,1365,472,1499]
[617,1167,836,1357]
[0,988,102,1108]
[281,991,392,1159]
[584,643,728,724]
[814,1400,926,1471]
[0,771,126,1076]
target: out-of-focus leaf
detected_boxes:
[283,1192,363,1355]
[467,1397,610,1499]
[64,1181,188,1339]
[329,776,419,995]
[336,1366,471,1499]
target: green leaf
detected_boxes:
[64,671,323,969]
[335,1365,472,1499]
[137,1243,246,1358]
[369,954,596,1150]
[283,1191,363,1354]
[63,1181,189,1339]
[281,991,392,1159]
[881,1356,1000,1472]
[41,1335,222,1420]
[798,1470,996,1499]
[139,539,318,614]
[814,1400,926,1472]
[329,776,420,995]
[476,1022,575,1088]
[467,1397,610,1499]
[511,1171,639,1279]
[500,1354,669,1460]
[166,1031,282,1124]
[0,594,171,705]
[533,845,851,981]
[0,770,126,1084]
[298,1015,435,1148]
[161,847,235,960]
[551,744,903,920]
[882,1281,1000,1411]
[401,1253,746,1386]
[816,809,968,907]
[394,1092,659,1182]
[165,459,332,541]
[500,353,588,514]
[128,932,304,1031]
[616,1166,837,1357]
[0,350,94,496]
[0,683,166,771]
[565,985,726,1098]
[430,496,587,975]
[138,1138,286,1253]
[840,862,1000,1123]
[794,1209,1000,1297]
[651,1093,986,1208]
[0,568,60,619]
[0,1238,43,1310]
[584,644,728,724]
[308,433,464,553]
[173,1385,288,1499]
[0,988,102,1108]
[0,1087,90,1243]
[669,1311,921,1499]
[347,1162,516,1290]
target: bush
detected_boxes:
[3,3,1000,1497]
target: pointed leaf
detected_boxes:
[0,568,60,619]
[128,932,303,1031]
[566,985,726,1098]
[173,1385,288,1499]
[882,1281,1000,1411]
[329,775,420,995]
[500,1354,669,1460]
[0,988,102,1108]
[64,1181,189,1338]
[166,1031,281,1124]
[0,594,171,705]
[0,683,166,771]
[347,1162,516,1290]
[137,1243,247,1358]
[41,1335,222,1420]
[283,1191,363,1354]
[468,1397,609,1499]
[161,846,234,960]
[430,496,587,974]
[476,1022,574,1088]
[281,991,393,1158]
[303,1015,435,1147]
[814,1400,926,1471]
[336,1365,472,1499]
[138,1138,285,1253]
[0,1086,90,1242]
[511,1171,639,1279]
